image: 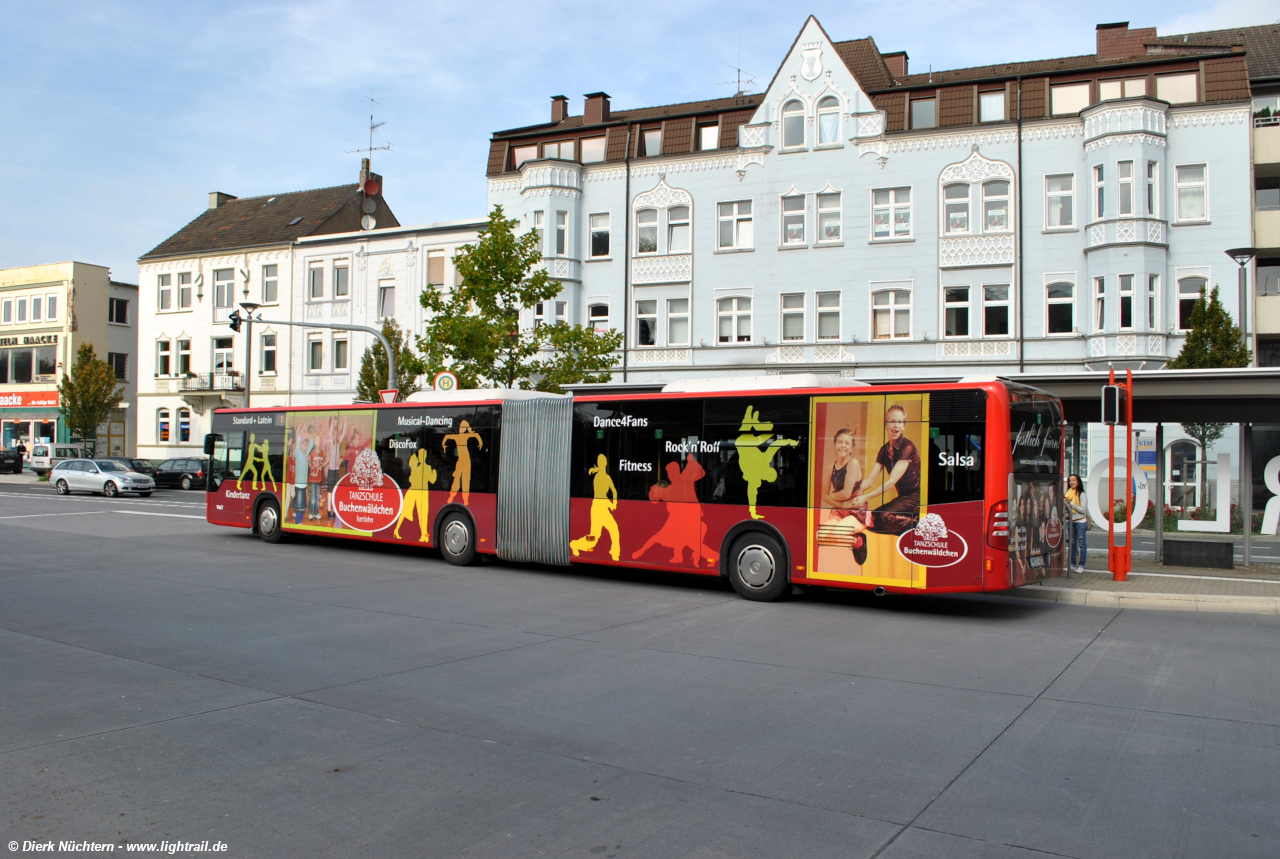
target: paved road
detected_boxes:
[2,491,1277,858]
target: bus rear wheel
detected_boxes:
[439,512,476,566]
[728,531,788,602]
[257,498,285,544]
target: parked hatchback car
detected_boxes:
[51,459,155,497]
[30,444,88,476]
[105,457,159,478]
[154,457,208,490]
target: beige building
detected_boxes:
[0,262,138,456]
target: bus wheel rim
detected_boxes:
[444,520,469,554]
[260,505,278,536]
[737,544,775,588]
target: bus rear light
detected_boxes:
[987,500,1009,550]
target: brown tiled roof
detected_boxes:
[494,94,765,138]
[140,184,365,260]
[889,51,1227,89]
[833,38,895,91]
[1155,24,1280,80]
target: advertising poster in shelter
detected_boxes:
[808,394,931,587]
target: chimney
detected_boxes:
[1096,21,1158,61]
[881,51,908,79]
[584,92,611,125]
[551,95,569,123]
[208,192,237,210]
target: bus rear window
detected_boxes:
[928,423,984,503]
[1008,387,1062,474]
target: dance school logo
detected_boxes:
[896,513,968,568]
[332,448,402,533]
[1045,511,1063,549]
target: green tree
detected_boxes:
[58,343,124,443]
[355,319,424,403]
[1179,421,1229,513]
[1167,284,1251,369]
[417,206,622,392]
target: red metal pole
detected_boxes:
[1108,368,1118,579]
[1117,369,1133,581]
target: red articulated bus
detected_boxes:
[205,375,1065,601]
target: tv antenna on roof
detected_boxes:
[347,94,392,164]
[717,30,756,97]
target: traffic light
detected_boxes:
[1101,384,1124,425]
[227,310,242,332]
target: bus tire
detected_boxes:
[439,511,476,566]
[727,531,788,602]
[256,498,285,544]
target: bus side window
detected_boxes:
[701,396,809,509]
[928,423,984,504]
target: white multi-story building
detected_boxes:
[0,262,137,456]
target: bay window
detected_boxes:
[1093,165,1105,220]
[1148,275,1159,329]
[1118,161,1134,216]
[944,184,970,234]
[1094,277,1106,331]
[1119,274,1134,330]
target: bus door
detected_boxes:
[1007,390,1066,585]
[208,430,248,523]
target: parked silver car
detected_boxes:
[51,459,155,497]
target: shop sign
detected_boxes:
[0,334,59,347]
[0,391,59,408]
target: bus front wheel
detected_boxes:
[257,498,285,544]
[439,512,476,566]
[728,532,788,602]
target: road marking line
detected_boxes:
[1120,571,1280,585]
[115,510,207,520]
[0,511,102,521]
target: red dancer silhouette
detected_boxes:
[632,455,719,567]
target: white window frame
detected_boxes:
[1093,165,1105,221]
[333,337,349,372]
[1045,280,1076,336]
[872,187,912,240]
[698,124,720,151]
[982,284,1012,338]
[1,298,11,324]
[307,337,324,372]
[1147,275,1160,331]
[333,261,350,298]
[816,96,841,146]
[780,293,806,342]
[979,91,1005,123]
[308,265,324,300]
[635,299,658,347]
[158,274,172,311]
[15,297,26,323]
[262,264,278,304]
[870,284,912,341]
[31,294,42,323]
[667,206,690,253]
[636,209,658,255]
[155,340,171,377]
[982,181,1011,233]
[715,294,753,345]
[1118,274,1135,331]
[213,269,234,309]
[641,128,661,158]
[177,339,191,376]
[260,333,277,375]
[45,294,57,321]
[1156,73,1199,105]
[1051,82,1091,116]
[554,212,567,257]
[178,272,192,309]
[157,409,171,443]
[532,211,545,254]
[589,213,610,258]
[816,191,842,243]
[377,280,396,319]
[781,100,806,149]
[580,137,606,163]
[816,291,841,341]
[1146,161,1159,218]
[1174,163,1208,223]
[717,200,753,250]
[943,286,971,339]
[212,338,234,375]
[910,98,936,129]
[1045,174,1075,229]
[1094,276,1106,332]
[587,301,610,332]
[667,298,690,347]
[1177,275,1208,332]
[781,194,806,246]
[1118,161,1134,217]
[943,184,971,235]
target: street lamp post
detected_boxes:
[240,301,261,409]
[1226,248,1255,364]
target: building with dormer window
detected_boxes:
[485,17,1274,381]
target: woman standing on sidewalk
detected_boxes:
[1065,474,1088,573]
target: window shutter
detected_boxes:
[427,255,445,287]
[717,110,755,149]
[486,140,509,175]
[1017,78,1047,119]
[605,125,630,161]
[1202,56,1248,101]
[662,118,693,154]
[938,86,974,125]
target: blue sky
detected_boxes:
[0,0,1272,281]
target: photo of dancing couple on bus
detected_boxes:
[812,395,928,584]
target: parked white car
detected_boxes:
[51,459,155,497]
[30,444,88,476]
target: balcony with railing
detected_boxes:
[178,371,244,393]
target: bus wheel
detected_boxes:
[728,532,788,602]
[257,499,285,544]
[439,512,476,566]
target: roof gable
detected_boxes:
[750,16,877,127]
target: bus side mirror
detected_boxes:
[204,433,219,456]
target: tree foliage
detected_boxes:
[355,318,424,403]
[1166,285,1251,369]
[1180,421,1229,511]
[58,343,124,441]
[417,206,622,392]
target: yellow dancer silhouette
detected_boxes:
[570,454,621,561]
[394,449,437,542]
[735,406,799,519]
[442,420,483,505]
[238,435,277,491]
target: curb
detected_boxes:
[1008,586,1280,615]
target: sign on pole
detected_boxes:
[433,371,458,392]
[379,389,398,404]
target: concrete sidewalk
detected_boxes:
[0,471,42,485]
[1010,555,1280,614]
